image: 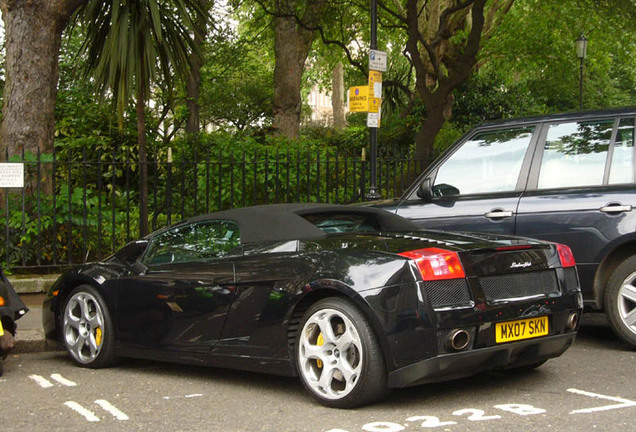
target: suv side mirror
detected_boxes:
[417,178,434,200]
[130,260,148,276]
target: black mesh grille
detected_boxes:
[480,270,559,302]
[424,279,472,309]
[563,268,579,291]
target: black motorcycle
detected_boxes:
[0,267,28,376]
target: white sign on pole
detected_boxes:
[0,163,24,188]
[367,110,381,128]
[369,49,387,72]
[373,82,383,99]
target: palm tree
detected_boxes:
[76,0,207,236]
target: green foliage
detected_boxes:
[75,0,205,119]
[452,73,544,126]
[199,23,275,130]
[481,0,636,112]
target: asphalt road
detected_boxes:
[2,314,635,432]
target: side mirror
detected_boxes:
[417,178,434,200]
[130,260,148,276]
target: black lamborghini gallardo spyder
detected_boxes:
[43,204,582,408]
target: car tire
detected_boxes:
[605,255,636,348]
[61,285,117,368]
[295,297,390,408]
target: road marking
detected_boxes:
[162,393,203,400]
[95,399,129,421]
[567,388,636,414]
[64,401,100,422]
[50,374,77,387]
[29,375,54,388]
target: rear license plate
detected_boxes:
[495,316,548,343]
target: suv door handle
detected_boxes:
[600,203,633,213]
[485,209,514,219]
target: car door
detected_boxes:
[213,241,312,362]
[395,125,540,235]
[516,116,636,304]
[116,220,241,355]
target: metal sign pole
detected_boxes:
[366,0,381,200]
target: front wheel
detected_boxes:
[295,297,390,408]
[605,256,636,348]
[61,285,117,368]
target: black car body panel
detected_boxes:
[43,204,582,399]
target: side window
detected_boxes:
[433,127,534,196]
[538,120,613,189]
[609,118,635,184]
[143,220,240,265]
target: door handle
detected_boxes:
[485,209,514,219]
[600,203,632,213]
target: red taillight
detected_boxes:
[556,243,576,268]
[399,247,466,281]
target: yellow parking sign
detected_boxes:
[348,86,369,112]
[368,71,382,98]
[368,97,381,113]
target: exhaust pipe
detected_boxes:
[567,312,579,331]
[446,329,470,352]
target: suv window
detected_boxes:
[433,127,534,196]
[538,119,614,188]
[609,117,635,184]
[143,220,240,265]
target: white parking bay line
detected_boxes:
[567,388,636,414]
[94,399,129,421]
[64,401,100,422]
[29,375,54,389]
[50,373,77,387]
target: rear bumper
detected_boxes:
[387,332,576,388]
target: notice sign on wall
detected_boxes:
[0,163,24,188]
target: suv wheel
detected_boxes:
[605,255,636,348]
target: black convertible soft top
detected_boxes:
[185,203,418,244]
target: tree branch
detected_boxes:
[431,0,474,48]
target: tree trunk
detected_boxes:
[0,0,85,160]
[185,1,210,137]
[332,62,346,129]
[414,104,447,162]
[271,0,324,138]
[272,14,307,138]
[137,86,149,238]
[403,0,496,160]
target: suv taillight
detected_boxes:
[399,247,466,281]
[556,243,576,268]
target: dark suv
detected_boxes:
[379,107,636,347]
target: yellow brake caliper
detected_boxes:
[95,327,103,347]
[316,332,324,368]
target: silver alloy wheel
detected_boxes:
[62,291,105,364]
[617,271,636,334]
[297,307,362,400]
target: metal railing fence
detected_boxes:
[2,147,430,271]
